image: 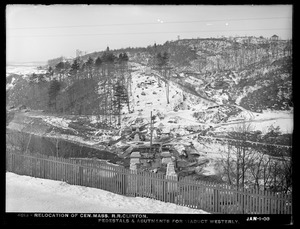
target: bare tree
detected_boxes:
[248,149,271,190]
[228,123,256,189]
[218,122,292,195]
[6,130,31,154]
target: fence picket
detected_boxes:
[50,159,53,181]
[200,182,204,210]
[187,179,191,207]
[279,194,282,214]
[45,158,47,179]
[191,181,194,208]
[182,178,186,206]
[50,158,52,180]
[53,157,56,181]
[246,189,249,214]
[247,189,250,213]
[250,189,254,214]
[266,190,270,214]
[115,167,118,193]
[72,160,75,185]
[243,189,246,214]
[259,190,262,214]
[112,166,116,193]
[276,193,279,214]
[204,181,207,211]
[93,165,96,189]
[253,189,257,214]
[257,189,260,214]
[256,189,260,214]
[272,192,276,214]
[44,158,47,179]
[42,158,45,179]
[263,190,266,214]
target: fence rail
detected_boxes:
[6,150,292,214]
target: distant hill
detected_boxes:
[7,36,292,115]
[7,61,47,67]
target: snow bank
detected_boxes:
[6,172,208,214]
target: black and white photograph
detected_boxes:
[5,4,293,224]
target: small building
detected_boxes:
[271,34,279,41]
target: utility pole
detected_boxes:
[164,67,172,104]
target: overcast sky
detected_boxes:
[6,4,292,64]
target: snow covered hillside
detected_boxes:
[129,62,293,134]
[6,37,293,192]
[6,172,208,214]
[6,62,293,186]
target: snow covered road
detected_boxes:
[6,172,208,214]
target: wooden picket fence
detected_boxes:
[6,150,292,214]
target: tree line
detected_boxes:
[8,48,131,126]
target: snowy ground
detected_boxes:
[6,172,208,214]
[131,68,183,117]
[216,109,293,134]
[129,64,293,135]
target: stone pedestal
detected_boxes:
[130,158,140,165]
[130,151,141,158]
[166,162,178,192]
[161,151,172,165]
[162,157,172,165]
[130,152,141,167]
[166,162,175,175]
[129,162,138,170]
